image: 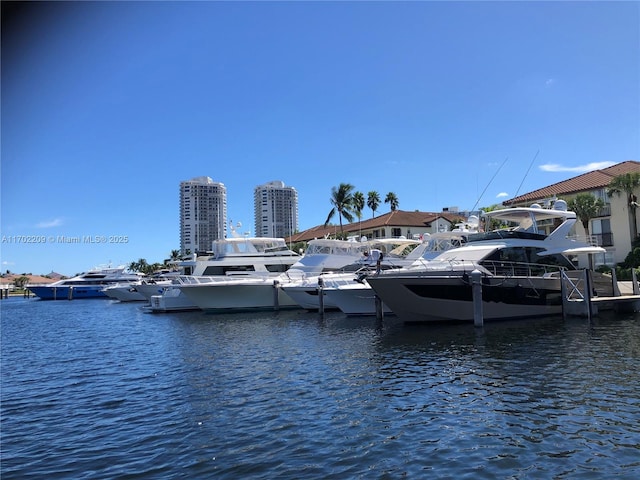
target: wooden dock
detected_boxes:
[562,269,640,318]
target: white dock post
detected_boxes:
[68,286,74,301]
[273,279,280,311]
[471,269,484,327]
[53,287,57,300]
[633,268,640,295]
[317,277,324,316]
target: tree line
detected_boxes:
[325,183,399,234]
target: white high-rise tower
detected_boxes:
[254,180,299,238]
[180,176,227,254]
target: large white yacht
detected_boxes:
[366,201,608,323]
[27,266,141,300]
[175,236,374,312]
[144,236,301,312]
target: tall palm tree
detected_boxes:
[324,183,356,234]
[384,192,399,211]
[607,172,640,241]
[367,191,380,218]
[353,191,365,236]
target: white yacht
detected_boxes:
[176,236,373,313]
[366,201,608,323]
[280,237,423,310]
[102,281,148,302]
[27,265,140,300]
[145,236,300,312]
[323,228,475,315]
[103,270,180,302]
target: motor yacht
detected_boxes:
[27,265,141,300]
[176,236,373,312]
[366,201,608,322]
[144,236,301,312]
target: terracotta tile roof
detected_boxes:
[503,160,640,205]
[288,209,467,242]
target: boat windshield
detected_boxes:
[211,238,289,256]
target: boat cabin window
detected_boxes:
[265,264,292,273]
[202,265,256,275]
[480,247,575,270]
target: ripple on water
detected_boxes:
[1,300,639,478]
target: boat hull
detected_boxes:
[103,285,147,302]
[149,287,199,312]
[279,284,338,310]
[178,279,299,312]
[28,286,108,300]
[133,282,173,302]
[367,273,564,322]
[323,284,392,316]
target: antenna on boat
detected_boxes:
[512,149,539,200]
[470,156,508,212]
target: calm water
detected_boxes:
[1,297,639,479]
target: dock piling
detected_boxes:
[273,279,280,311]
[317,277,324,316]
[471,269,484,327]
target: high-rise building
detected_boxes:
[254,180,299,238]
[180,176,227,254]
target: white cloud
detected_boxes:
[496,192,509,198]
[35,218,63,228]
[545,78,556,87]
[539,161,616,173]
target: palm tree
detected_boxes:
[384,192,399,211]
[128,260,140,272]
[324,183,356,234]
[353,191,365,236]
[607,172,640,241]
[367,191,380,218]
[567,193,604,237]
[129,258,148,274]
[568,193,604,269]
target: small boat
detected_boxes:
[27,265,140,300]
[366,201,608,323]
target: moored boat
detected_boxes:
[367,201,608,322]
[145,235,301,312]
[27,265,140,300]
[175,236,375,313]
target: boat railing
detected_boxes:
[479,260,567,277]
[176,272,276,285]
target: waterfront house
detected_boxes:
[287,209,469,244]
[503,160,640,267]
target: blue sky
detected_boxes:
[1,1,638,276]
